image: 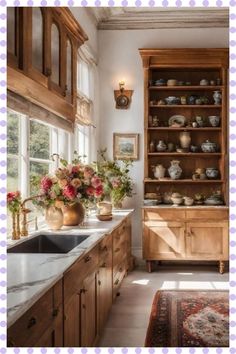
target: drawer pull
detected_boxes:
[98,280,101,286]
[101,262,107,268]
[119,267,123,272]
[101,246,108,252]
[81,288,88,293]
[27,316,37,328]
[82,304,86,309]
[52,308,59,317]
[115,248,120,253]
[114,279,119,285]
[84,255,91,263]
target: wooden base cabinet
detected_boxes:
[143,207,229,273]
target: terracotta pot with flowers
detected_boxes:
[7,191,22,239]
[95,149,134,208]
[33,153,104,228]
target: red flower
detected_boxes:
[63,185,77,200]
[94,185,103,198]
[72,165,80,174]
[86,186,95,196]
[7,192,17,203]
[40,176,53,192]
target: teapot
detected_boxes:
[152,164,166,179]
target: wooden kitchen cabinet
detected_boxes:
[7,7,87,123]
[142,207,229,273]
[7,279,63,347]
[64,291,81,347]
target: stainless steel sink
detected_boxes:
[7,234,90,254]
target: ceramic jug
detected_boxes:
[213,90,222,105]
[152,164,166,179]
[168,160,182,180]
[156,140,167,152]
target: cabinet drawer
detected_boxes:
[143,209,185,221]
[113,240,126,266]
[8,285,55,346]
[113,257,127,279]
[113,263,126,300]
[186,209,228,221]
[99,234,112,262]
[64,246,99,301]
[113,222,126,247]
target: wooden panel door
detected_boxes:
[64,292,81,347]
[81,271,98,347]
[97,264,112,333]
[34,319,63,347]
[186,222,229,260]
[143,221,185,260]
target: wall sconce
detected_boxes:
[114,81,133,109]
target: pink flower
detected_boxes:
[72,165,80,174]
[91,176,102,188]
[84,166,94,179]
[94,185,103,198]
[40,176,53,192]
[86,187,95,196]
[111,177,121,188]
[63,185,77,200]
[7,192,17,203]
[71,178,81,188]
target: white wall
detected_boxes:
[98,27,229,260]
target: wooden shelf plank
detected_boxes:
[144,178,224,183]
[150,105,221,108]
[149,85,223,91]
[148,152,222,157]
[147,127,221,131]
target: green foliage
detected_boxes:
[29,120,50,159]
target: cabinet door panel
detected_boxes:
[143,221,185,260]
[186,222,229,260]
[98,265,112,333]
[64,293,81,347]
[81,272,98,347]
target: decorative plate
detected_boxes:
[168,115,187,127]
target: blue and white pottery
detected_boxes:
[206,168,219,179]
[201,140,217,153]
[208,115,220,127]
[168,160,182,180]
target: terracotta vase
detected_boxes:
[62,202,85,226]
[45,206,63,230]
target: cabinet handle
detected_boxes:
[114,279,119,285]
[102,246,108,252]
[115,248,120,253]
[101,262,106,268]
[82,304,86,309]
[98,280,101,286]
[81,288,88,293]
[52,308,59,317]
[84,255,91,263]
[119,267,123,272]
[27,316,37,328]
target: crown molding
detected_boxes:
[86,8,228,30]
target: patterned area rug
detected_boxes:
[145,290,229,347]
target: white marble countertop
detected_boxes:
[142,205,229,209]
[7,209,134,328]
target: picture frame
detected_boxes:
[113,133,139,160]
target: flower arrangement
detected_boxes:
[7,191,22,213]
[95,149,134,207]
[32,153,104,209]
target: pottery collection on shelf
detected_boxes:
[201,140,217,153]
[168,160,182,180]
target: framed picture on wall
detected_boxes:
[113,133,139,160]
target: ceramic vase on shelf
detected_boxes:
[168,160,182,180]
[62,202,85,226]
[45,206,64,230]
[179,131,191,149]
[213,90,222,105]
[152,164,166,179]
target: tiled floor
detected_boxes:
[98,264,229,347]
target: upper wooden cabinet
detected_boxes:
[7,7,88,124]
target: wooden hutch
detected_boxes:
[139,48,229,273]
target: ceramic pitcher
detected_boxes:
[152,164,166,179]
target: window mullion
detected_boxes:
[20,114,29,199]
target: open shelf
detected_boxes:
[149,105,222,108]
[149,85,223,91]
[144,178,224,184]
[148,152,222,157]
[147,127,221,131]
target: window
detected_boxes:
[7,108,70,236]
[74,124,90,163]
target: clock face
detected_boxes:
[116,94,130,108]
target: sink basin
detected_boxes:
[7,234,90,254]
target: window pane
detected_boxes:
[7,7,15,55]
[7,157,19,192]
[66,39,72,96]
[32,8,43,72]
[77,58,90,97]
[7,109,19,155]
[30,161,49,194]
[51,23,60,85]
[29,120,50,159]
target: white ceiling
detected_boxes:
[85,7,229,30]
